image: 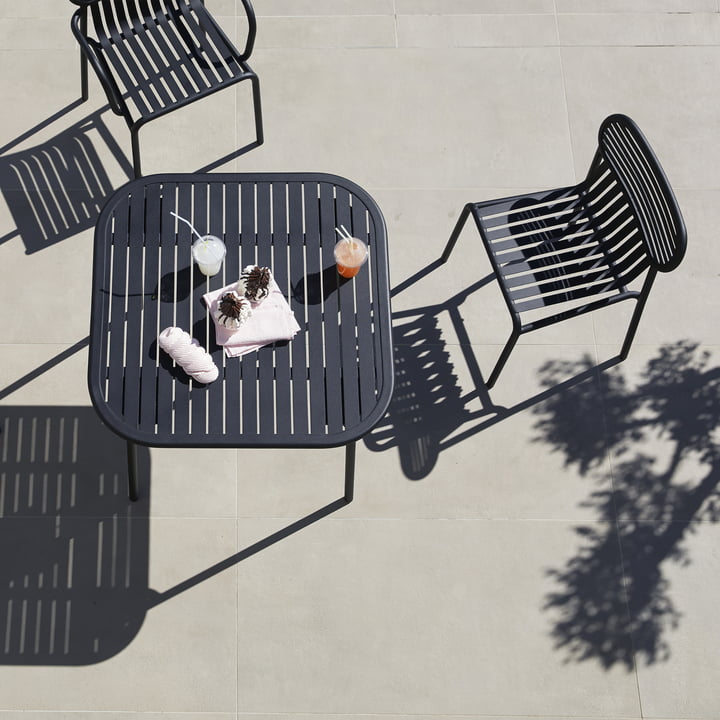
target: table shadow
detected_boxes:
[0,406,154,665]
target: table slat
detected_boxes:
[239,181,258,436]
[288,182,309,437]
[303,181,328,435]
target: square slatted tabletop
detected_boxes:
[88,173,394,501]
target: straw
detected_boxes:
[335,226,358,252]
[335,225,353,240]
[171,211,203,241]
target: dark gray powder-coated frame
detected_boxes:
[69,0,263,177]
[443,114,687,388]
[88,173,394,501]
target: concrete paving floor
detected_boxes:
[1,0,720,717]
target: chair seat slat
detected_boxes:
[119,30,178,109]
[175,1,236,83]
[489,225,597,261]
[94,5,169,112]
[129,18,195,103]
[501,250,611,289]
[475,186,579,222]
[479,197,582,232]
[147,4,213,91]
[98,35,158,116]
[513,277,623,313]
[508,263,620,300]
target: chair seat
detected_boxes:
[96,2,251,121]
[471,185,640,319]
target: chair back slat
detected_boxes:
[592,114,686,272]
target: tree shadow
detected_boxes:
[535,342,720,669]
[0,104,132,254]
[367,257,717,670]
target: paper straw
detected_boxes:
[171,211,203,241]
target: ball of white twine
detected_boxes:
[158,327,219,384]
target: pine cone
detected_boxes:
[237,265,272,302]
[214,291,252,329]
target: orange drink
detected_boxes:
[334,237,368,278]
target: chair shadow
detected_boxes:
[364,305,490,479]
[365,264,614,479]
[0,104,132,254]
[0,405,154,665]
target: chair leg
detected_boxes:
[80,8,89,102]
[81,55,88,102]
[251,75,264,146]
[131,126,142,178]
[619,271,656,361]
[344,441,356,503]
[126,440,139,501]
[486,328,520,389]
[442,203,473,263]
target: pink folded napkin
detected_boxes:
[204,279,301,357]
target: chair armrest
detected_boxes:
[190,0,256,62]
[237,0,258,59]
[71,10,126,116]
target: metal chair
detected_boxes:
[442,114,687,388]
[69,0,263,177]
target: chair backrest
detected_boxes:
[584,114,686,281]
[86,0,140,36]
[80,0,256,58]
[84,1,207,38]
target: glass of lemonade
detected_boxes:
[333,237,368,279]
[192,235,226,276]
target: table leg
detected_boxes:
[127,440,139,501]
[344,441,356,503]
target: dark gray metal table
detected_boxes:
[88,173,393,501]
